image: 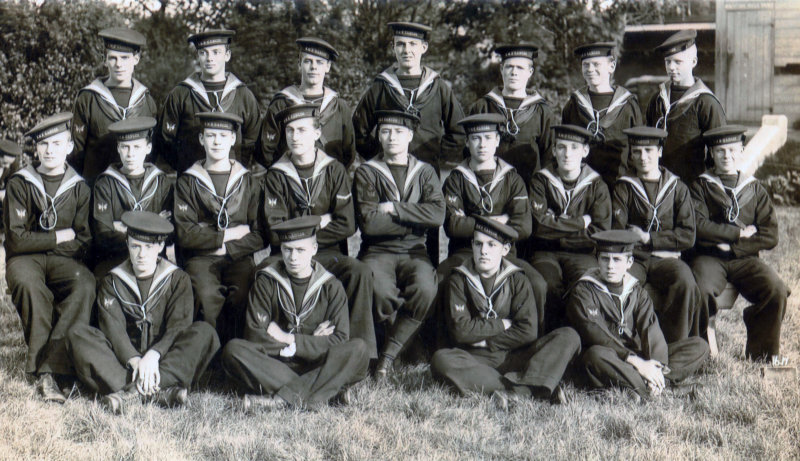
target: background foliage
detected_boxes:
[1,0,699,157]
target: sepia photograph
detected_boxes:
[0,0,798,459]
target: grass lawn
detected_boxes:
[0,209,799,460]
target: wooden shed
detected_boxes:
[716,0,800,127]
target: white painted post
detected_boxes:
[740,115,788,178]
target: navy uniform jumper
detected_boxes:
[567,269,709,398]
[257,86,356,168]
[175,160,263,341]
[353,153,445,360]
[645,79,726,183]
[431,258,581,397]
[222,260,370,408]
[468,88,556,183]
[158,73,261,172]
[4,165,95,375]
[690,170,788,359]
[438,158,547,332]
[263,150,377,359]
[530,164,611,330]
[612,168,703,342]
[68,258,220,394]
[71,78,158,183]
[561,87,642,187]
[92,163,173,277]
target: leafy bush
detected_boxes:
[755,140,800,206]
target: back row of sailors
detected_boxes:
[60,23,724,193]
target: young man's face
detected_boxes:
[117,138,151,174]
[197,45,231,77]
[281,236,318,277]
[1,155,16,169]
[467,131,500,164]
[127,236,165,278]
[472,231,511,275]
[581,56,615,88]
[664,47,697,85]
[36,131,73,171]
[299,52,331,87]
[378,124,413,156]
[554,139,590,174]
[501,57,534,92]
[630,145,662,177]
[597,251,633,285]
[105,49,140,84]
[199,128,236,163]
[712,142,742,175]
[285,117,321,157]
[393,37,427,70]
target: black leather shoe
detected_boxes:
[374,355,394,380]
[36,374,66,404]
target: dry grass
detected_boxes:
[0,209,799,460]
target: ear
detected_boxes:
[657,146,663,159]
[501,242,512,257]
[608,59,617,73]
[313,127,322,142]
[311,240,319,256]
[133,53,141,66]
[421,41,429,55]
[581,143,590,159]
[144,141,153,155]
[625,255,634,270]
[224,48,232,63]
[157,241,166,253]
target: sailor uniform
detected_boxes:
[690,170,788,359]
[222,260,369,408]
[561,87,643,186]
[645,79,726,183]
[352,65,466,167]
[263,150,376,358]
[92,163,173,277]
[612,168,703,342]
[431,258,580,397]
[467,88,556,183]
[71,78,158,183]
[437,158,547,333]
[157,73,261,172]
[175,160,263,341]
[256,86,356,168]
[353,153,444,360]
[530,164,611,331]
[4,165,95,375]
[67,259,219,394]
[566,269,709,397]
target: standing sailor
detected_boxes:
[562,42,642,187]
[71,27,158,184]
[467,43,555,183]
[256,37,356,169]
[645,30,726,183]
[158,30,261,172]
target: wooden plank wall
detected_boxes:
[718,0,800,126]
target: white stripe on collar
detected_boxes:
[270,150,336,188]
[184,160,248,196]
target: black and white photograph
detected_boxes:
[0,0,798,459]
